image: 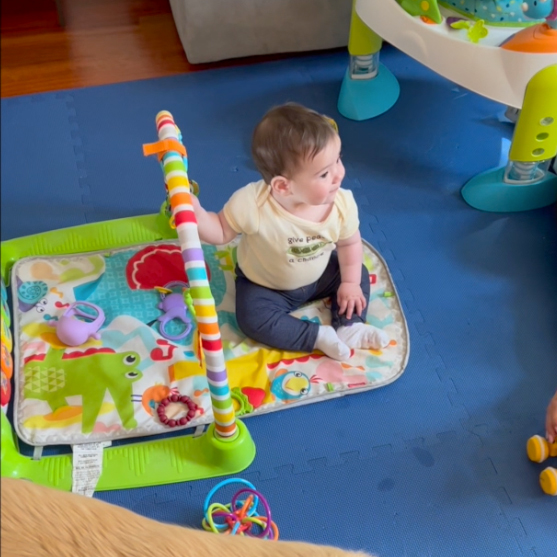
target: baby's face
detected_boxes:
[288,135,345,206]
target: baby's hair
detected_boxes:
[251,103,338,184]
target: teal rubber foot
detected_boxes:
[337,65,400,121]
[462,167,557,212]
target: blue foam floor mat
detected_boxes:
[2,46,557,556]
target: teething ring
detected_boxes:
[231,388,252,416]
[157,394,197,427]
[203,479,259,520]
[201,479,279,540]
[231,488,272,539]
[158,319,192,341]
[155,281,194,341]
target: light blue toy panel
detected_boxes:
[439,1,542,24]
[11,239,408,447]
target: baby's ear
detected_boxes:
[270,175,291,196]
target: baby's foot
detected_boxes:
[314,325,351,361]
[337,323,389,350]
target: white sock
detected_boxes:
[314,325,351,361]
[337,323,389,350]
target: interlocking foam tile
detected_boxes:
[2,46,557,556]
[69,63,325,223]
[0,94,91,239]
[96,425,555,556]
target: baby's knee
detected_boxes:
[235,301,273,342]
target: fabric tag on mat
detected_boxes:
[71,441,111,497]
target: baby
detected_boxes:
[191,103,389,361]
[547,390,557,443]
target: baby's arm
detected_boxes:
[190,195,238,245]
[546,390,557,443]
[336,230,367,319]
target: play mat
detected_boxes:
[11,238,408,447]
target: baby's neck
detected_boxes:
[271,191,333,223]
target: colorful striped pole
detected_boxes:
[144,111,237,439]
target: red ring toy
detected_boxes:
[157,394,197,427]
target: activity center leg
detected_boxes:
[462,64,557,212]
[337,0,400,120]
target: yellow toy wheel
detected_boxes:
[527,435,549,463]
[539,467,557,496]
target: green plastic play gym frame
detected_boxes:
[0,112,256,491]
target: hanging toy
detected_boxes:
[53,302,105,346]
[153,281,194,341]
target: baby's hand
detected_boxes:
[546,391,557,444]
[190,192,202,211]
[337,282,367,320]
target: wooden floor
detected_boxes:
[0,0,312,98]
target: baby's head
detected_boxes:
[252,103,345,206]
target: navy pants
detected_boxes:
[235,251,370,353]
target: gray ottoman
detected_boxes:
[169,0,351,64]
